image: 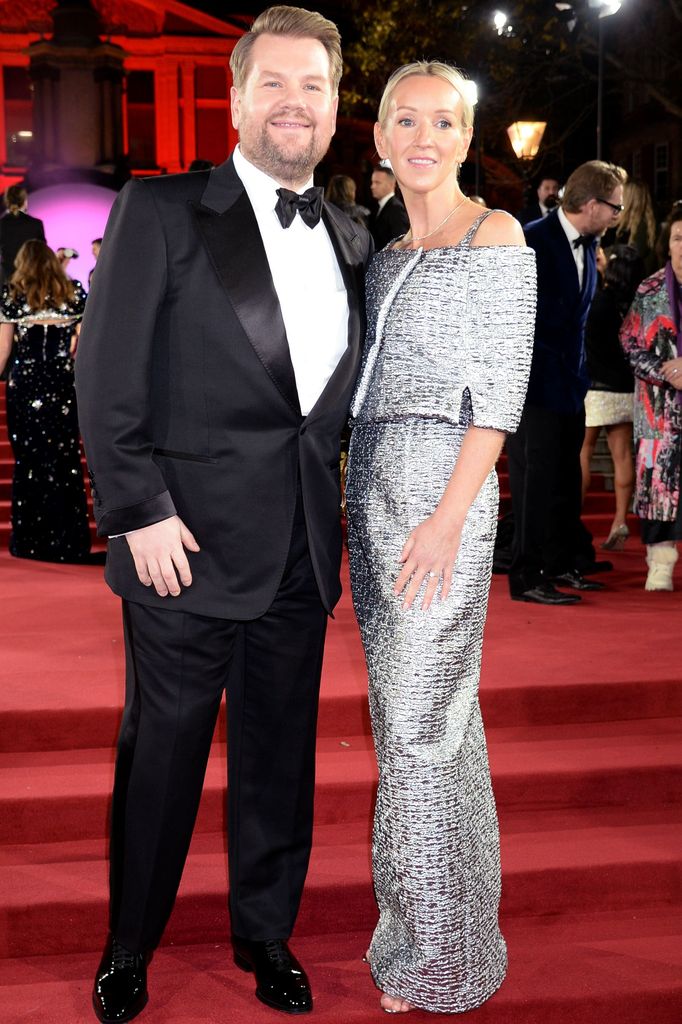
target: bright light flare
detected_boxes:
[493,10,508,34]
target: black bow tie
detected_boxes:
[573,234,595,249]
[275,187,324,229]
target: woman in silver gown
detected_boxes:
[345,62,536,1014]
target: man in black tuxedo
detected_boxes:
[75,7,371,1021]
[506,161,626,605]
[369,164,409,249]
[0,185,46,285]
[516,176,560,228]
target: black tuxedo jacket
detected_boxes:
[523,208,597,416]
[76,158,371,619]
[0,211,46,280]
[370,194,409,251]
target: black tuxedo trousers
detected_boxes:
[506,403,585,591]
[111,489,327,953]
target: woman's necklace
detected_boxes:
[403,194,468,246]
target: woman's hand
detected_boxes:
[662,357,682,389]
[394,510,463,611]
[70,323,81,357]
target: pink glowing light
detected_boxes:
[29,183,118,288]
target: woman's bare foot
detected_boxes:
[380,992,414,1013]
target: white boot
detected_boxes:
[645,544,678,591]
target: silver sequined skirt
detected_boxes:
[584,389,633,427]
[346,418,507,1014]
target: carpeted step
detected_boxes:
[2,718,682,845]
[2,909,681,1024]
[3,549,682,754]
[1,812,681,959]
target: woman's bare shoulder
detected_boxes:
[471,209,525,247]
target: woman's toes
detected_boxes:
[380,992,413,1013]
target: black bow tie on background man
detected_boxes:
[275,187,324,229]
[573,234,596,249]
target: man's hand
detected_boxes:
[125,515,200,596]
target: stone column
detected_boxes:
[155,60,180,174]
[180,61,196,169]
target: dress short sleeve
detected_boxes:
[0,286,24,322]
[465,247,536,433]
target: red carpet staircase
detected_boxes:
[1,388,681,1023]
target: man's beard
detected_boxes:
[240,112,330,186]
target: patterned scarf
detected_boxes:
[665,259,682,357]
[664,260,682,404]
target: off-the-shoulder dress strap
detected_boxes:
[460,209,494,247]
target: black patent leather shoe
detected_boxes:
[93,936,148,1023]
[552,570,606,591]
[233,937,312,1015]
[511,582,581,605]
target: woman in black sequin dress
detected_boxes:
[0,240,90,561]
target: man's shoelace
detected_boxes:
[111,940,139,970]
[263,940,294,970]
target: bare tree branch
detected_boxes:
[666,0,682,27]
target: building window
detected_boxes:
[195,65,229,166]
[654,142,669,204]
[3,66,33,167]
[126,70,156,168]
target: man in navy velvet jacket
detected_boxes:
[506,161,627,605]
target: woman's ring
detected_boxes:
[428,571,437,578]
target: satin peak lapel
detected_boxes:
[190,186,300,416]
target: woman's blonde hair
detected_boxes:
[377,61,475,132]
[618,180,657,251]
[9,239,75,312]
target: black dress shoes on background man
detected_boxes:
[93,936,148,1023]
[552,569,606,591]
[511,581,581,605]
[233,937,313,1014]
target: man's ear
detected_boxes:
[230,86,240,130]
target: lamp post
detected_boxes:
[463,80,480,195]
[507,121,547,208]
[589,0,623,160]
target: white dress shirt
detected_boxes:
[233,146,349,416]
[558,205,584,288]
[376,192,395,214]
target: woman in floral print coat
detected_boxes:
[620,205,682,590]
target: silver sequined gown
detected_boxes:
[345,214,536,1014]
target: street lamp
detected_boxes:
[493,10,508,34]
[506,121,547,161]
[593,0,623,159]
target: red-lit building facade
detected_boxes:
[0,0,246,190]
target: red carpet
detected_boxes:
[1,392,681,1022]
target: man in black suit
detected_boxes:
[0,185,46,284]
[369,164,409,249]
[506,161,626,605]
[75,7,371,1021]
[516,175,560,228]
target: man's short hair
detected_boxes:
[562,160,627,213]
[373,165,396,180]
[230,5,342,95]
